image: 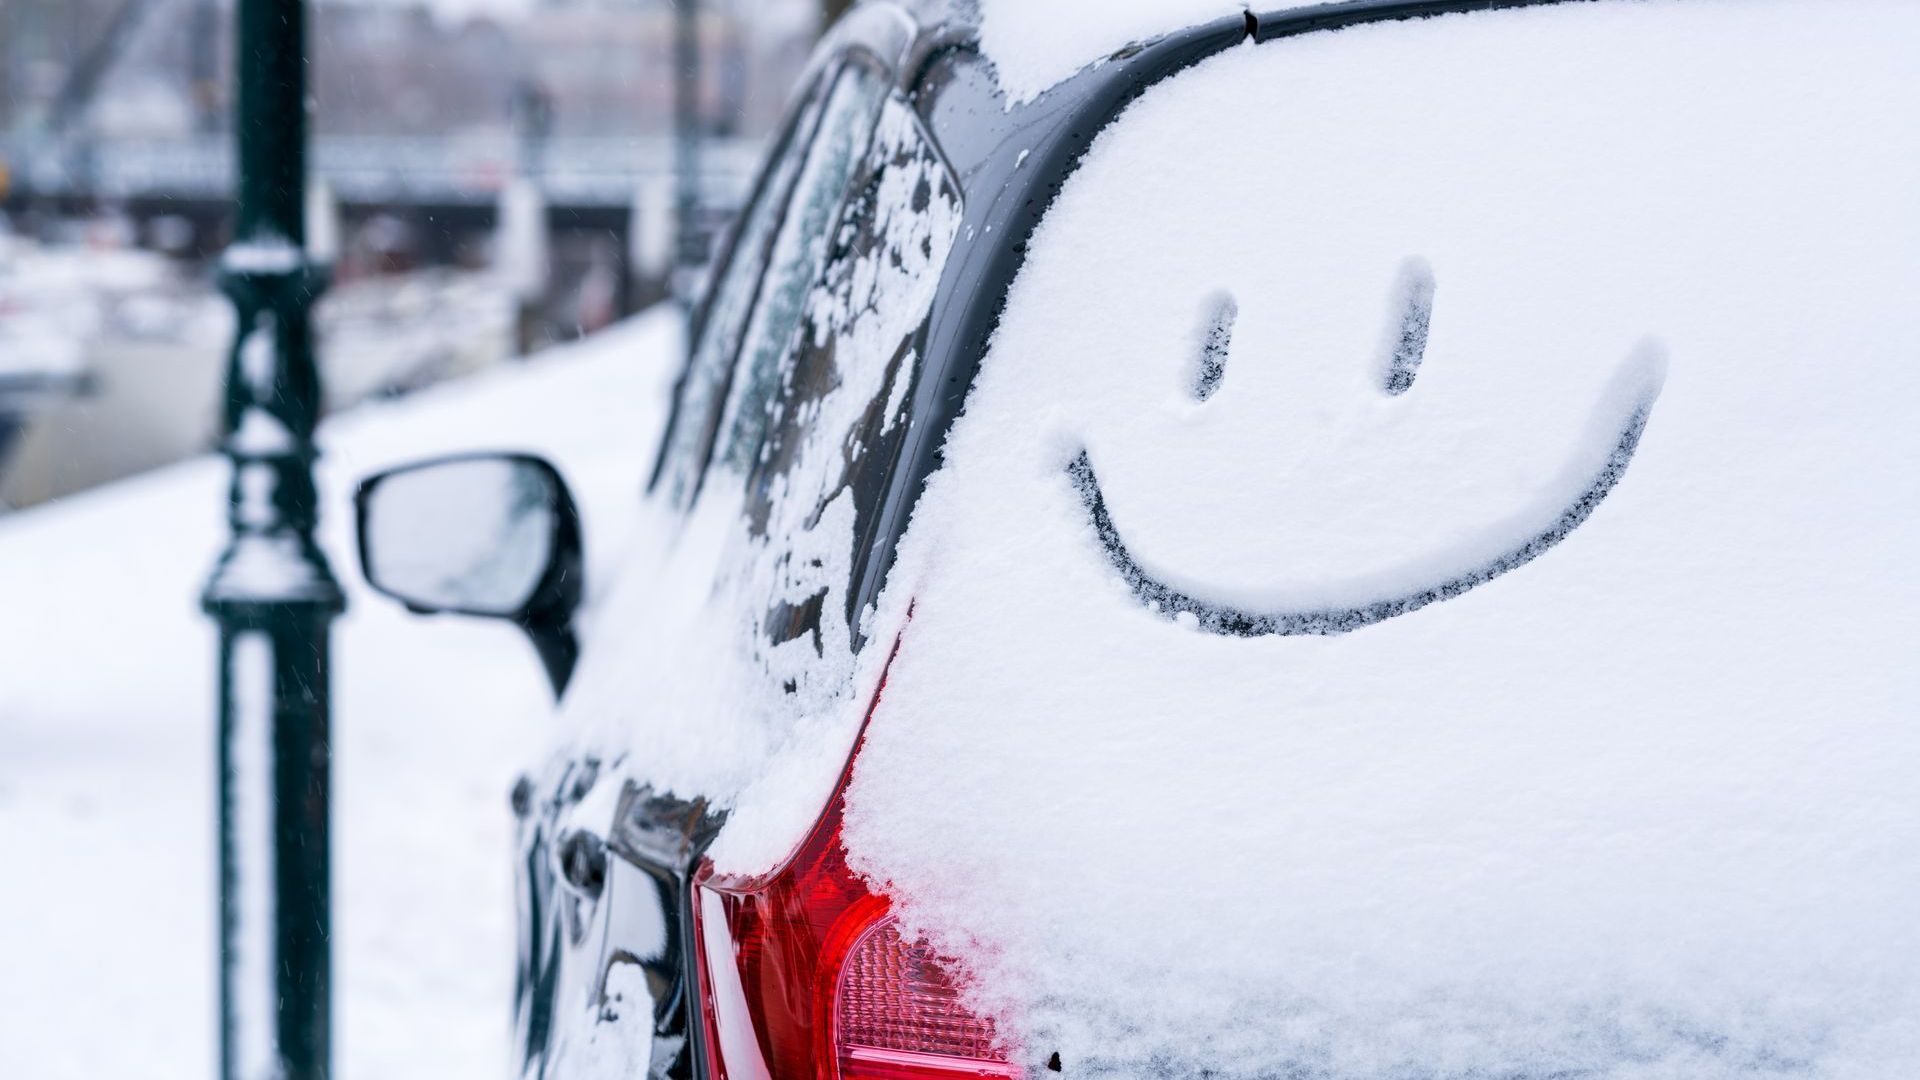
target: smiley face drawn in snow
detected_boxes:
[1065,260,1667,637]
[836,9,1920,1079]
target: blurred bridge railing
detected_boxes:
[2,133,762,210]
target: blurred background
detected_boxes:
[0,0,836,510]
[0,3,844,1075]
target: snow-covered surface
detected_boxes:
[338,0,535,21]
[10,1,1914,1075]
[496,179,550,303]
[977,0,1245,104]
[319,269,518,409]
[221,236,306,275]
[0,310,679,1077]
[834,2,1920,1076]
[709,96,964,872]
[555,94,965,879]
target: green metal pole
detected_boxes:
[202,2,342,1079]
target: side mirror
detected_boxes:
[353,452,584,695]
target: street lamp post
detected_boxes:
[201,2,343,1079]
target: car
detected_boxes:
[351,0,1919,1076]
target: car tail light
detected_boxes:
[693,684,1019,1079]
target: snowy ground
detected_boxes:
[0,308,679,1078]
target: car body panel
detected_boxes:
[514,2,1626,1076]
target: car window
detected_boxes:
[660,66,864,503]
[656,61,890,508]
[741,96,963,664]
[554,94,964,833]
[654,78,826,506]
[710,62,890,478]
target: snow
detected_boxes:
[0,309,681,1077]
[496,178,550,304]
[551,95,966,883]
[977,0,1246,104]
[230,410,297,455]
[707,95,963,873]
[9,0,1914,1074]
[318,269,518,408]
[207,531,342,599]
[222,237,306,276]
[331,0,534,23]
[226,630,280,1080]
[836,1,1920,1076]
[545,958,658,1074]
[307,180,343,267]
[629,178,676,283]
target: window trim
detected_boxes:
[646,67,827,500]
[647,48,898,509]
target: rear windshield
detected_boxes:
[837,3,1920,1077]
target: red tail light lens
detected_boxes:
[693,692,1018,1078]
[835,915,1019,1078]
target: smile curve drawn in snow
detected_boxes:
[1067,270,1665,637]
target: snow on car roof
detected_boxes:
[978,0,1248,103]
[841,0,1920,1075]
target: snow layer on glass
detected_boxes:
[841,2,1920,1076]
[559,96,963,876]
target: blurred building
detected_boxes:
[2,0,167,135]
[0,0,820,509]
[516,0,810,140]
[2,0,816,143]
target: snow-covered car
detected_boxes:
[352,1,1920,1076]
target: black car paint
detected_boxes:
[518,2,1585,1076]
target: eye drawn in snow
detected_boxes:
[1190,291,1235,401]
[1070,270,1667,636]
[1382,257,1435,397]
